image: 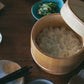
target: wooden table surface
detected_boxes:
[0,0,84,84]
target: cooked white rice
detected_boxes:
[36,26,82,57]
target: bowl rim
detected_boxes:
[31,1,41,20]
[31,13,84,59]
[29,79,53,84]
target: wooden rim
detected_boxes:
[61,0,84,43]
[31,13,84,60]
[31,48,83,75]
[68,0,84,25]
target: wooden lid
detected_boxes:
[61,0,84,43]
[69,0,84,22]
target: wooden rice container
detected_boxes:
[31,0,84,75]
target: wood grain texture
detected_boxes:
[0,0,84,84]
[31,14,84,75]
[69,0,84,22]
